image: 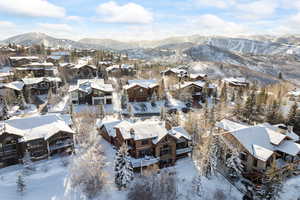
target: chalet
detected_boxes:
[14,62,55,78]
[69,79,113,105]
[177,81,216,102]
[72,64,97,79]
[106,64,135,76]
[0,69,14,83]
[161,68,188,79]
[46,56,62,65]
[124,80,159,102]
[22,77,62,95]
[224,77,249,88]
[0,81,24,100]
[98,120,192,169]
[0,114,75,167]
[216,119,300,173]
[189,73,208,81]
[287,89,300,101]
[9,56,39,67]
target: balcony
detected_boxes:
[49,141,73,151]
[130,156,160,168]
[176,147,192,155]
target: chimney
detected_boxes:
[288,125,294,133]
[130,128,135,137]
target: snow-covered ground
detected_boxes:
[280,175,300,200]
[0,138,245,200]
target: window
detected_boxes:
[160,144,171,156]
[139,149,152,158]
[240,152,247,161]
[253,159,258,167]
[141,140,148,145]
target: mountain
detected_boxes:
[1,32,107,49]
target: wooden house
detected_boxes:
[98,120,192,169]
[72,64,97,79]
[69,79,113,105]
[22,77,62,95]
[14,62,55,78]
[0,114,75,167]
[124,80,159,102]
[224,77,249,88]
[9,56,39,68]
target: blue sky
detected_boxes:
[0,0,299,41]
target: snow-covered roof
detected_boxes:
[99,120,122,137]
[105,65,119,72]
[9,56,39,61]
[261,123,299,142]
[124,79,158,90]
[2,114,75,141]
[23,62,54,67]
[216,119,249,132]
[51,51,70,56]
[73,64,97,69]
[224,77,248,86]
[161,68,187,75]
[179,80,215,90]
[288,89,300,97]
[22,77,61,85]
[47,55,62,60]
[189,73,207,79]
[3,81,24,91]
[168,126,191,140]
[69,79,113,93]
[229,124,300,161]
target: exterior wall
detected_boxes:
[127,85,159,102]
[0,133,23,167]
[47,131,74,155]
[155,135,177,167]
[77,67,97,79]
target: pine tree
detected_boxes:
[98,103,105,119]
[16,173,26,195]
[23,150,35,174]
[114,144,134,190]
[150,91,157,106]
[287,102,298,126]
[278,72,283,80]
[160,106,166,121]
[266,100,284,124]
[0,97,9,120]
[226,151,243,179]
[220,83,227,103]
[243,91,256,123]
[121,90,129,109]
[191,176,204,198]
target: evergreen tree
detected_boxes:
[226,151,243,179]
[23,150,35,174]
[287,102,298,126]
[160,106,166,121]
[150,91,157,106]
[278,72,283,80]
[231,90,235,102]
[121,90,129,109]
[243,91,256,123]
[220,83,227,103]
[16,173,26,195]
[114,144,134,190]
[98,103,105,119]
[0,97,9,120]
[266,100,284,124]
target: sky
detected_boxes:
[0,0,300,41]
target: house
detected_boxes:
[69,79,113,105]
[0,114,75,167]
[22,77,62,95]
[106,64,135,76]
[124,80,159,102]
[161,68,188,79]
[287,89,300,101]
[0,81,24,100]
[177,80,216,102]
[50,51,70,63]
[46,56,62,65]
[72,64,97,79]
[14,62,55,78]
[9,56,39,67]
[216,119,300,173]
[189,73,208,81]
[223,77,249,88]
[0,68,14,83]
[98,119,192,169]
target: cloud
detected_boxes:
[96,1,153,24]
[0,21,15,28]
[0,0,66,18]
[193,0,235,9]
[236,0,278,20]
[37,23,73,32]
[189,14,248,36]
[66,16,84,22]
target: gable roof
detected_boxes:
[22,77,61,85]
[3,81,24,91]
[2,114,75,141]
[69,79,113,93]
[216,119,249,132]
[124,79,158,90]
[73,64,96,69]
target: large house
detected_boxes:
[69,79,113,105]
[223,77,249,88]
[72,64,97,79]
[216,119,300,174]
[124,80,159,102]
[14,62,55,78]
[9,56,39,68]
[0,114,75,167]
[22,77,62,95]
[98,119,192,169]
[106,64,135,76]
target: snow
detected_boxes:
[22,77,61,85]
[48,95,70,113]
[280,176,300,200]
[127,101,164,115]
[216,119,249,132]
[3,114,75,141]
[69,79,113,93]
[124,79,158,89]
[3,81,24,91]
